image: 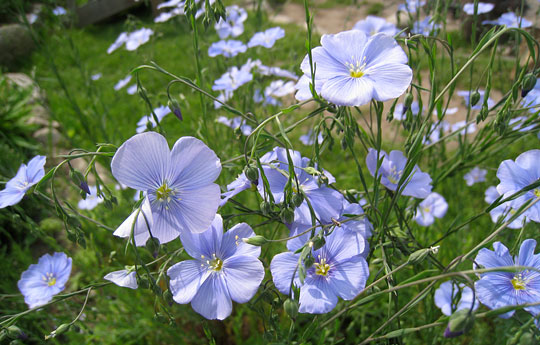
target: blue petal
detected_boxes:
[327,255,368,300]
[113,198,153,246]
[0,187,25,208]
[223,255,264,303]
[104,270,138,289]
[365,62,412,102]
[111,132,170,191]
[321,75,374,107]
[167,260,210,304]
[299,276,338,314]
[179,214,223,259]
[270,252,300,295]
[305,186,344,223]
[169,137,221,190]
[191,274,232,320]
[475,277,516,318]
[518,239,539,267]
[221,222,261,258]
[319,229,364,263]
[475,242,514,270]
[26,155,46,184]
[363,33,408,67]
[320,30,368,68]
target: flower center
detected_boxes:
[42,272,56,286]
[156,182,176,203]
[511,273,528,290]
[314,257,331,276]
[387,164,403,184]
[423,206,431,213]
[346,58,367,78]
[202,254,223,272]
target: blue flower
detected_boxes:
[483,12,532,28]
[265,80,296,98]
[392,101,422,121]
[212,66,253,93]
[509,117,536,133]
[353,16,399,36]
[457,90,495,110]
[114,75,132,91]
[485,186,529,228]
[248,27,285,48]
[475,240,540,318]
[104,269,138,289]
[18,252,72,309]
[398,0,425,13]
[52,6,67,16]
[288,199,373,258]
[77,185,104,210]
[111,132,221,241]
[136,105,172,133]
[411,16,441,36]
[496,150,540,222]
[220,172,252,207]
[270,229,369,314]
[434,281,478,316]
[216,116,253,135]
[414,192,448,226]
[214,5,248,39]
[300,129,324,146]
[464,167,487,186]
[125,28,154,51]
[258,147,344,222]
[167,214,264,320]
[296,30,412,106]
[0,155,46,208]
[463,2,494,15]
[208,40,247,58]
[366,148,432,198]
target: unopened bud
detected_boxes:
[470,91,481,107]
[292,193,304,207]
[280,208,295,224]
[518,332,535,345]
[168,99,183,121]
[408,248,430,264]
[404,92,414,108]
[311,236,326,251]
[242,235,267,246]
[260,201,272,216]
[5,326,23,340]
[444,309,475,338]
[521,73,537,97]
[45,323,70,340]
[146,237,160,258]
[244,165,259,183]
[283,299,299,319]
[69,168,90,195]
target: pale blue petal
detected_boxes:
[475,242,514,269]
[223,255,264,303]
[221,222,260,258]
[169,136,221,190]
[321,75,374,106]
[111,132,170,191]
[366,62,412,101]
[320,30,367,67]
[515,150,540,180]
[319,229,364,263]
[0,187,25,208]
[104,270,138,289]
[497,159,531,196]
[167,260,211,304]
[26,155,46,183]
[179,214,224,259]
[306,186,344,223]
[174,184,221,234]
[299,276,338,314]
[113,198,153,246]
[475,277,516,318]
[191,274,232,320]
[327,255,368,300]
[270,252,300,295]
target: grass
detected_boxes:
[1,1,540,344]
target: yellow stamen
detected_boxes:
[314,258,331,276]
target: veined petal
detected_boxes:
[113,198,154,246]
[305,186,344,223]
[111,132,170,191]
[320,30,368,68]
[475,277,516,318]
[0,187,25,208]
[179,214,224,259]
[270,252,301,295]
[169,137,221,190]
[26,155,46,184]
[104,270,138,289]
[363,33,408,67]
[475,242,514,269]
[175,184,221,234]
[365,62,412,102]
[496,159,531,195]
[168,260,211,304]
[191,274,232,320]
[299,276,338,314]
[221,223,260,258]
[223,255,265,303]
[321,75,374,106]
[327,255,369,300]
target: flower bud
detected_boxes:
[280,207,295,224]
[168,99,183,121]
[408,248,429,264]
[444,309,475,338]
[304,254,315,268]
[521,73,537,97]
[260,201,272,216]
[283,299,299,319]
[404,92,414,108]
[45,323,71,340]
[242,235,267,246]
[69,168,90,195]
[5,326,23,340]
[292,193,304,207]
[311,236,326,251]
[244,165,259,183]
[518,332,534,345]
[146,237,160,258]
[470,91,481,107]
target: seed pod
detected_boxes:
[283,299,299,319]
[280,208,295,224]
[311,236,326,251]
[260,201,272,216]
[444,309,475,338]
[408,248,429,264]
[292,193,304,207]
[404,92,414,108]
